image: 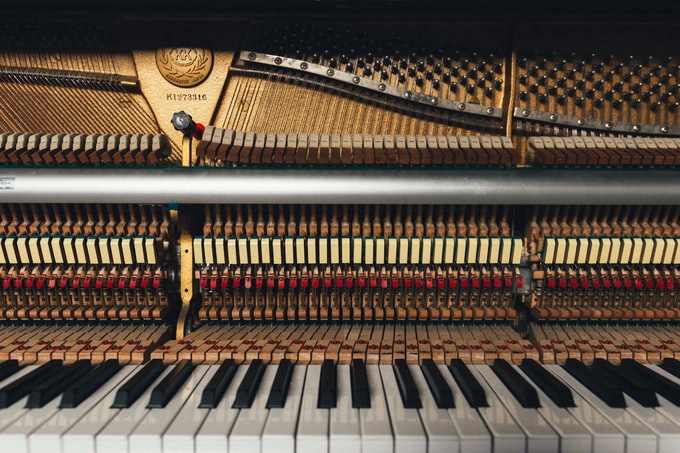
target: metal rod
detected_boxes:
[1,168,678,205]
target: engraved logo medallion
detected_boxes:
[155,47,213,87]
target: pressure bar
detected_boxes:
[1,168,678,205]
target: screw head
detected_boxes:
[171,111,193,132]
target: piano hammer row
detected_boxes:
[194,235,524,266]
[528,136,680,166]
[196,126,518,166]
[542,236,680,266]
[0,132,171,166]
[0,235,159,265]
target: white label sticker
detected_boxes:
[0,177,15,190]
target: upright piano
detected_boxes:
[0,1,679,451]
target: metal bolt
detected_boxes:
[604,122,612,130]
[404,91,412,99]
[274,57,283,65]
[577,119,585,126]
[549,114,558,122]
[326,68,335,76]
[378,83,386,91]
[247,52,257,61]
[486,107,494,115]
[521,109,529,117]
[352,76,360,84]
[661,126,669,133]
[458,103,466,111]
[632,124,640,132]
[300,62,308,70]
[430,97,438,105]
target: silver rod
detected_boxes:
[1,168,678,205]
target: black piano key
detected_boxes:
[591,358,658,408]
[421,359,454,409]
[266,359,294,409]
[622,359,680,406]
[26,360,93,408]
[318,359,337,409]
[661,358,680,379]
[0,360,20,382]
[233,359,265,408]
[199,359,238,409]
[448,359,488,408]
[520,358,575,408]
[0,360,63,408]
[491,359,540,408]
[112,359,164,408]
[393,359,421,409]
[563,358,626,408]
[60,360,122,408]
[350,359,370,409]
[148,359,195,409]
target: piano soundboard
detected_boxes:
[0,2,680,452]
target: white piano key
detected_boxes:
[542,365,624,452]
[262,364,306,453]
[62,365,140,453]
[645,365,680,424]
[410,364,460,453]
[477,365,559,452]
[359,364,393,453]
[0,397,61,453]
[622,395,680,453]
[549,365,656,453]
[437,364,491,452]
[513,365,592,453]
[296,364,328,453]
[94,365,178,453]
[29,366,136,453]
[229,365,277,453]
[128,365,208,453]
[378,364,426,453]
[195,365,248,453]
[466,366,525,453]
[162,365,218,453]
[330,365,361,453]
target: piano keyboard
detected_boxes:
[1,357,680,452]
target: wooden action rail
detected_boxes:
[201,204,511,239]
[0,132,171,166]
[525,205,680,257]
[152,323,537,366]
[196,127,519,167]
[0,324,170,365]
[529,323,680,365]
[0,203,172,239]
